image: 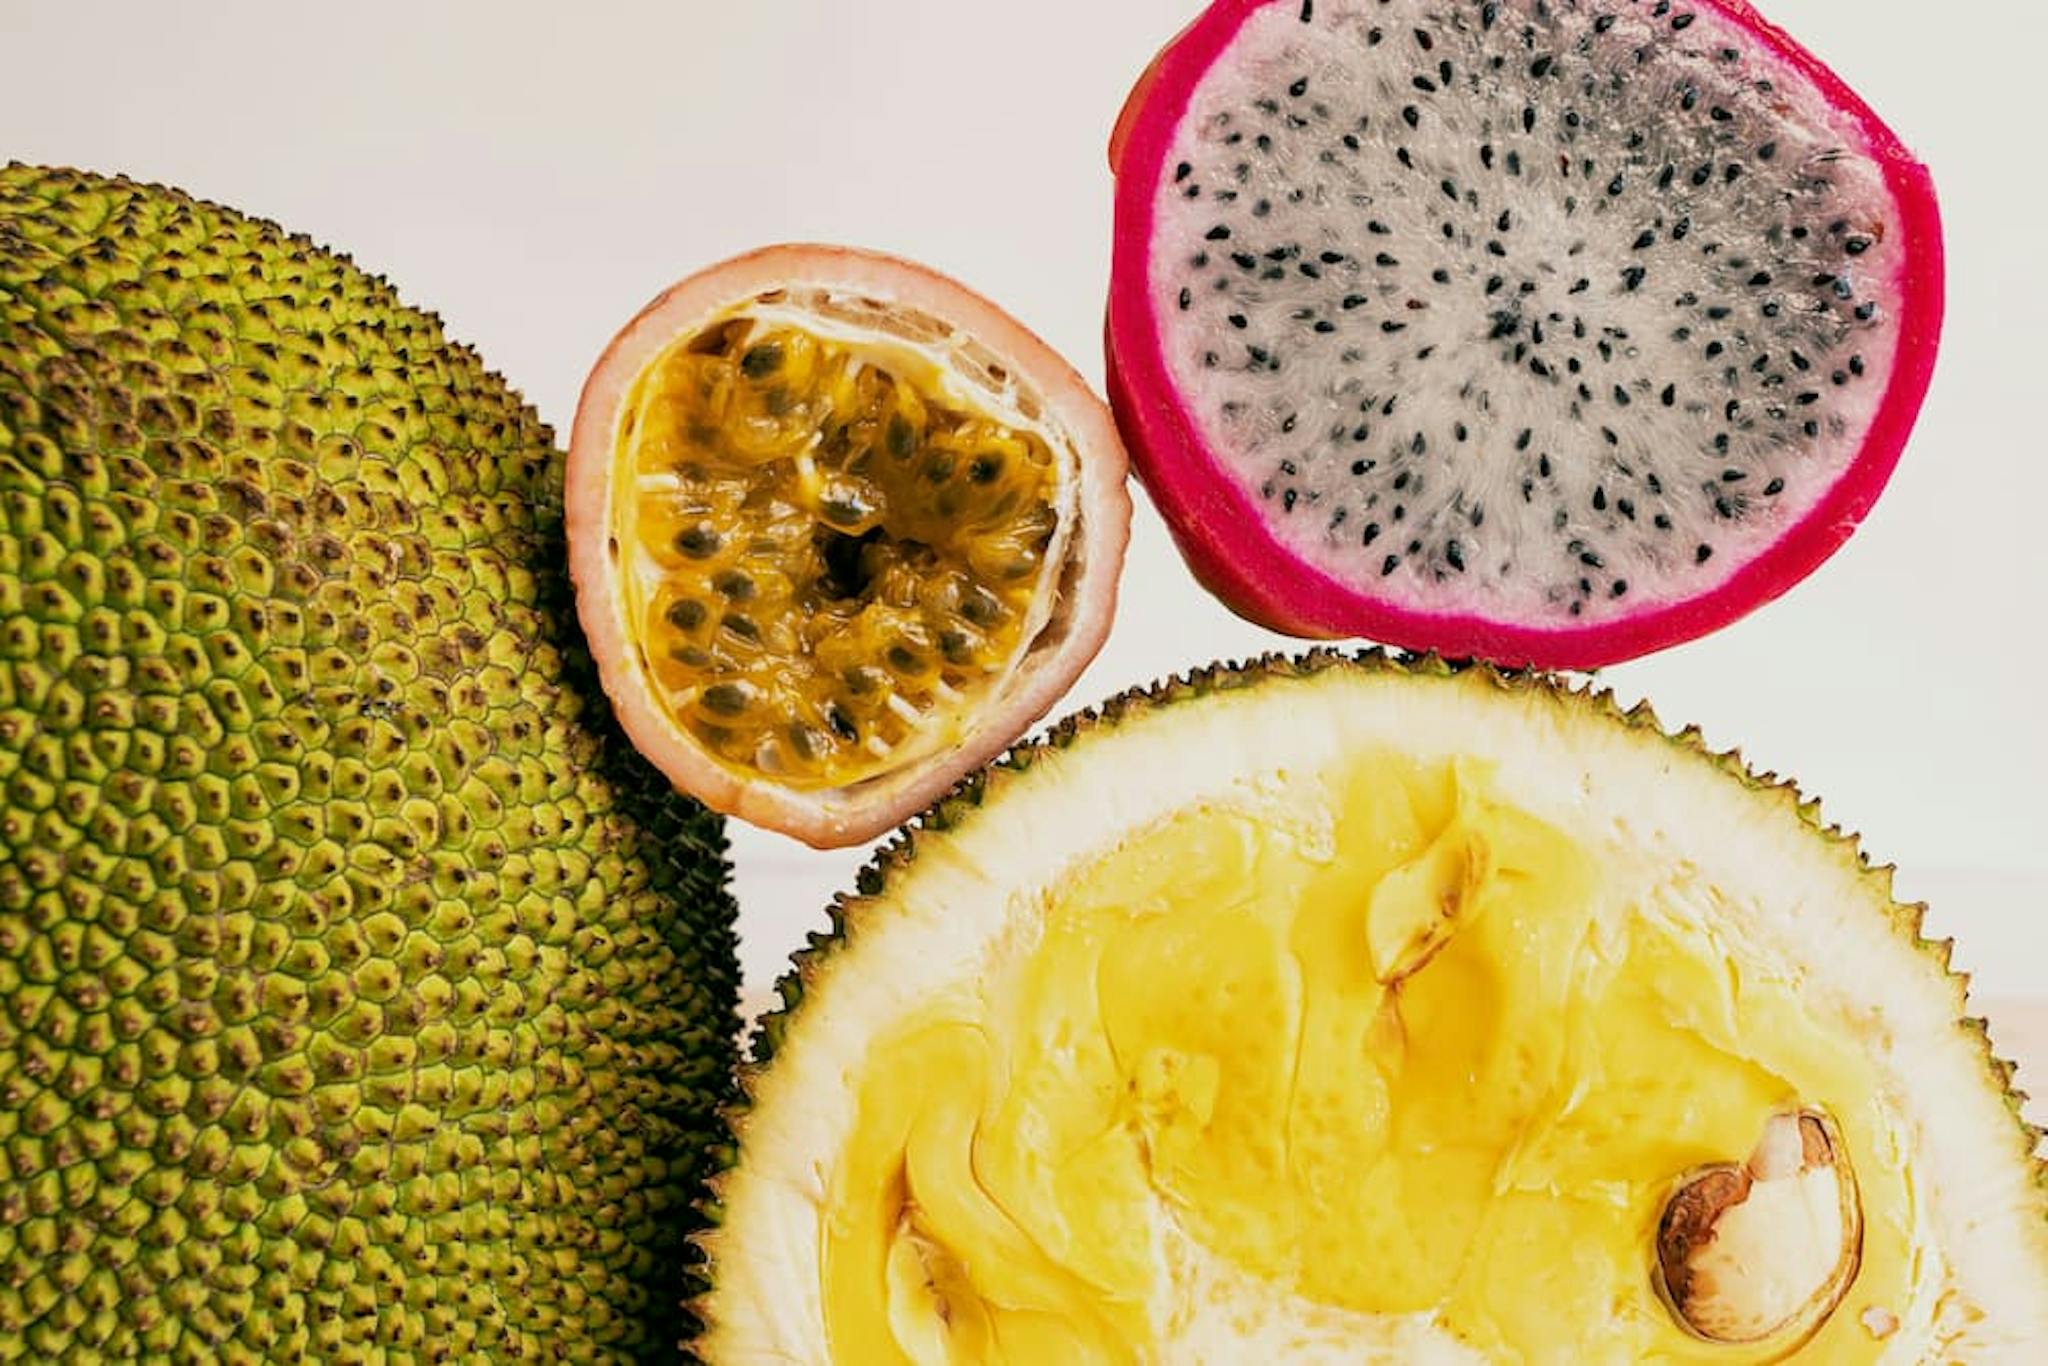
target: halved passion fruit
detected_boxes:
[567,246,1131,846]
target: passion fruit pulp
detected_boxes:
[623,316,1063,789]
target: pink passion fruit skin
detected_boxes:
[1107,0,1943,671]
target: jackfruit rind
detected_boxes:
[0,164,739,1361]
[706,651,2048,1362]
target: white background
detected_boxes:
[4,1,2041,1056]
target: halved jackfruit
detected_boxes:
[704,653,2047,1363]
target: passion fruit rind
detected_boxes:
[696,649,2046,1345]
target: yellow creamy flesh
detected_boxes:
[823,757,1915,1362]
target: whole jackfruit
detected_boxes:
[0,164,739,1362]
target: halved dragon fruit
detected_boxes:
[1108,0,1941,669]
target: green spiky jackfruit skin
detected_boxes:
[0,165,740,1363]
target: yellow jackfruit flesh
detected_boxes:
[818,759,1903,1361]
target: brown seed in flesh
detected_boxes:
[1655,1109,1863,1347]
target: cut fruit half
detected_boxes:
[568,246,1131,847]
[703,655,2048,1362]
[1107,0,1943,669]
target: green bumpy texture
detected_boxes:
[0,164,740,1362]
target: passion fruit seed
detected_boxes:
[1655,1108,1863,1346]
[619,318,1060,789]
